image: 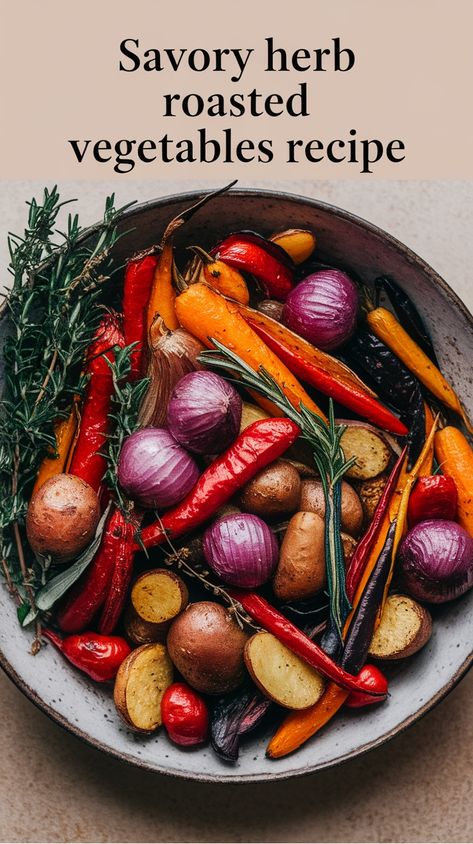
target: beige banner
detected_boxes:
[0,0,471,180]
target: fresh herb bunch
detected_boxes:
[199,339,356,644]
[0,187,133,639]
[103,344,150,515]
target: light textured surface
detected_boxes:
[1,180,473,843]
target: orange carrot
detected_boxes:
[267,683,348,758]
[190,247,249,305]
[175,282,326,419]
[435,426,473,535]
[32,404,78,495]
[146,241,179,332]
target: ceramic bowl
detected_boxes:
[1,188,473,782]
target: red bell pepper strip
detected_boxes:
[123,253,159,379]
[98,514,138,634]
[345,447,406,602]
[43,628,131,682]
[69,313,125,494]
[211,232,295,301]
[247,318,408,436]
[138,418,300,549]
[228,591,386,697]
[57,507,130,633]
[407,475,458,526]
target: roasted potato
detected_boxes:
[26,473,100,563]
[273,511,325,601]
[167,602,248,695]
[240,459,301,517]
[341,426,391,480]
[125,569,189,645]
[341,532,357,566]
[245,632,325,709]
[299,478,363,537]
[357,474,389,522]
[113,643,174,733]
[368,594,433,660]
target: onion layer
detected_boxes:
[400,518,473,603]
[167,371,242,455]
[203,513,278,589]
[118,428,199,509]
[282,270,359,351]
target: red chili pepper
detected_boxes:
[211,232,295,301]
[345,447,407,602]
[344,665,389,708]
[407,475,458,527]
[138,418,300,550]
[98,514,138,635]
[69,313,125,494]
[123,254,159,379]
[161,682,209,746]
[57,507,128,633]
[228,591,387,697]
[247,319,408,436]
[43,628,131,683]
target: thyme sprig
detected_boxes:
[0,187,134,640]
[199,339,356,643]
[103,344,149,515]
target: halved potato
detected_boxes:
[357,474,389,522]
[245,632,325,709]
[114,643,174,733]
[125,569,188,645]
[368,594,433,660]
[341,427,391,480]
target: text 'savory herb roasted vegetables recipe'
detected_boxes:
[1,182,473,764]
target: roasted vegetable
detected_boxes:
[299,478,363,537]
[113,643,174,732]
[240,459,301,517]
[340,426,391,481]
[273,511,325,601]
[245,632,325,709]
[210,686,272,761]
[161,682,209,746]
[125,570,189,645]
[368,594,432,660]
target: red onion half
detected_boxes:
[282,269,359,351]
[167,371,242,455]
[400,518,473,603]
[118,428,199,509]
[203,513,278,589]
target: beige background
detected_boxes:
[0,179,473,843]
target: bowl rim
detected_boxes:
[1,185,472,784]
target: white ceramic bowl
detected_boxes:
[1,188,473,782]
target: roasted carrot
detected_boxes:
[367,307,472,432]
[32,403,79,495]
[435,426,473,535]
[190,247,250,305]
[420,402,435,475]
[146,241,179,332]
[175,283,326,419]
[267,683,348,758]
[270,228,316,265]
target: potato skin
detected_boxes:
[368,594,433,660]
[114,643,174,733]
[26,473,100,562]
[167,602,248,695]
[357,474,389,523]
[273,511,326,601]
[240,459,301,517]
[299,479,363,537]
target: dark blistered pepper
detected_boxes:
[345,664,389,708]
[346,448,406,601]
[375,276,439,365]
[341,521,397,675]
[247,319,408,436]
[345,329,424,468]
[43,628,131,682]
[228,590,387,698]
[161,682,209,747]
[211,231,295,301]
[98,513,138,635]
[123,253,159,379]
[210,686,272,761]
[138,418,300,550]
[408,475,458,527]
[69,313,125,494]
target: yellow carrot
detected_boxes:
[175,282,326,419]
[270,228,316,265]
[32,404,78,494]
[367,307,472,432]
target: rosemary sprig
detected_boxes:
[103,344,149,515]
[199,339,356,643]
[0,187,134,639]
